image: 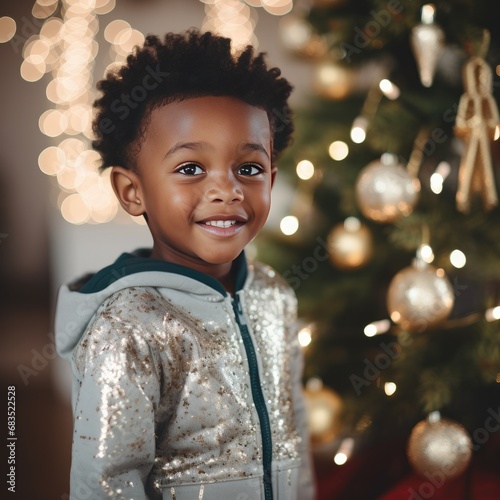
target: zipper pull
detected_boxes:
[234,294,247,325]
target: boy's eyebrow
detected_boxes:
[240,142,270,159]
[163,141,270,159]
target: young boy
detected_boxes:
[55,30,314,500]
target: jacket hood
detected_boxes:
[54,248,248,360]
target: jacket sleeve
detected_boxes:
[287,292,317,500]
[70,294,162,500]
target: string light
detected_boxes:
[430,161,451,194]
[384,382,397,396]
[363,319,390,337]
[296,159,315,180]
[298,325,313,347]
[350,116,368,144]
[23,0,147,224]
[334,437,354,465]
[450,249,466,268]
[418,244,434,263]
[328,140,349,161]
[485,306,500,322]
[280,215,299,235]
[379,78,400,100]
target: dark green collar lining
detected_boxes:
[78,249,248,296]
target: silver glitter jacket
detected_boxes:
[55,250,315,500]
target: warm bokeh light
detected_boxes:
[61,193,91,224]
[261,0,293,16]
[279,16,312,52]
[430,172,443,194]
[485,306,500,322]
[328,140,349,161]
[379,79,400,100]
[350,116,368,144]
[421,3,436,24]
[280,215,299,236]
[450,249,466,268]
[334,438,354,465]
[384,382,397,396]
[296,160,315,180]
[298,326,312,347]
[113,28,145,55]
[32,1,58,19]
[202,0,257,49]
[94,0,117,15]
[363,319,390,337]
[419,244,434,263]
[104,19,131,43]
[20,60,45,82]
[0,16,16,43]
[38,146,65,175]
[39,109,68,137]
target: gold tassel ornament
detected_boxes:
[455,48,499,213]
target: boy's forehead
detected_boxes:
[147,96,272,145]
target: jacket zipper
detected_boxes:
[232,293,273,500]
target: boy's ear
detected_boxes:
[110,166,145,217]
[271,166,278,188]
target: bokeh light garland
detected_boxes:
[2,0,294,224]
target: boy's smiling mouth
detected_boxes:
[196,215,247,236]
[205,220,237,228]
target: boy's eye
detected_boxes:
[238,163,263,176]
[177,163,204,176]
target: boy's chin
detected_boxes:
[199,250,244,266]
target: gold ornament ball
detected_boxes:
[327,217,373,269]
[314,61,353,100]
[387,263,454,332]
[304,385,344,444]
[408,418,472,480]
[355,156,421,223]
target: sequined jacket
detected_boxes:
[55,250,315,500]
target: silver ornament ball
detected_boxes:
[387,263,454,332]
[408,418,472,480]
[355,155,420,223]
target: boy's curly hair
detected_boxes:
[92,29,294,171]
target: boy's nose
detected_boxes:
[205,173,244,203]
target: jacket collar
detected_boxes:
[77,248,248,297]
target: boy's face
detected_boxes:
[112,96,275,281]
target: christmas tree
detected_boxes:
[257,1,500,497]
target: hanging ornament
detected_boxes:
[408,413,472,480]
[304,378,344,444]
[387,259,454,332]
[410,4,445,87]
[355,153,420,223]
[327,217,373,270]
[454,32,499,213]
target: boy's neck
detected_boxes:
[149,246,236,295]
